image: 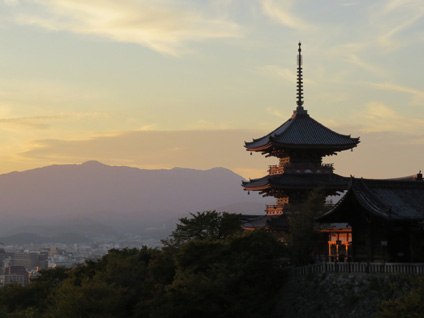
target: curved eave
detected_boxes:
[245,137,360,154]
[242,176,270,191]
[244,117,293,151]
[242,173,350,192]
[244,141,273,152]
[270,140,359,151]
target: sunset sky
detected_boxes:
[0,0,423,180]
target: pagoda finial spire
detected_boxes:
[295,42,307,115]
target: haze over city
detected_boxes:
[0,0,423,179]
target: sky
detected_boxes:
[0,0,424,180]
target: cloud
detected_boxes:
[0,112,116,131]
[347,54,388,76]
[357,102,424,133]
[11,127,424,182]
[266,107,287,119]
[0,115,67,129]
[17,129,274,178]
[3,0,19,6]
[377,12,423,50]
[261,0,318,31]
[369,0,424,50]
[13,0,243,56]
[368,82,424,106]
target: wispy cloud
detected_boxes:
[12,0,243,56]
[377,12,423,50]
[266,107,287,119]
[17,130,273,175]
[0,112,116,130]
[0,115,67,129]
[369,0,424,50]
[357,102,424,133]
[368,82,424,106]
[347,54,388,76]
[261,0,317,32]
[3,0,19,6]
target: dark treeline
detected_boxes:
[0,211,286,318]
[1,209,423,317]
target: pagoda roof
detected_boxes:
[317,176,424,223]
[242,172,350,192]
[245,110,359,153]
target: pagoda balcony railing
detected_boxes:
[268,163,334,175]
[265,204,288,215]
[284,163,334,174]
[268,165,284,175]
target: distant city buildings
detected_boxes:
[3,265,29,286]
[0,233,162,287]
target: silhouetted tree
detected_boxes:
[0,211,287,318]
[286,188,330,266]
[377,277,424,318]
[162,210,242,247]
[149,230,286,318]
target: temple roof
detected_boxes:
[242,172,350,192]
[317,176,424,222]
[245,111,360,153]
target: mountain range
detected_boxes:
[0,161,270,242]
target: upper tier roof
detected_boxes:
[245,43,359,155]
[245,110,360,153]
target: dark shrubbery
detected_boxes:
[0,211,286,318]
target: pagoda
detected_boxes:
[242,43,360,230]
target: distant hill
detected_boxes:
[0,161,271,238]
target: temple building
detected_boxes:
[241,43,359,231]
[241,43,424,264]
[317,176,424,263]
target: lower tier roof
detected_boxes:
[242,173,350,192]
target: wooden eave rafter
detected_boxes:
[243,182,346,192]
[243,185,270,191]
[247,141,358,153]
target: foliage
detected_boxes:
[0,267,69,318]
[0,211,286,318]
[376,276,424,318]
[162,210,242,247]
[286,188,330,266]
[148,229,286,318]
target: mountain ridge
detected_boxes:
[0,161,271,238]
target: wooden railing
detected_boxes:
[284,163,334,174]
[268,165,284,175]
[265,204,287,215]
[290,262,424,277]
